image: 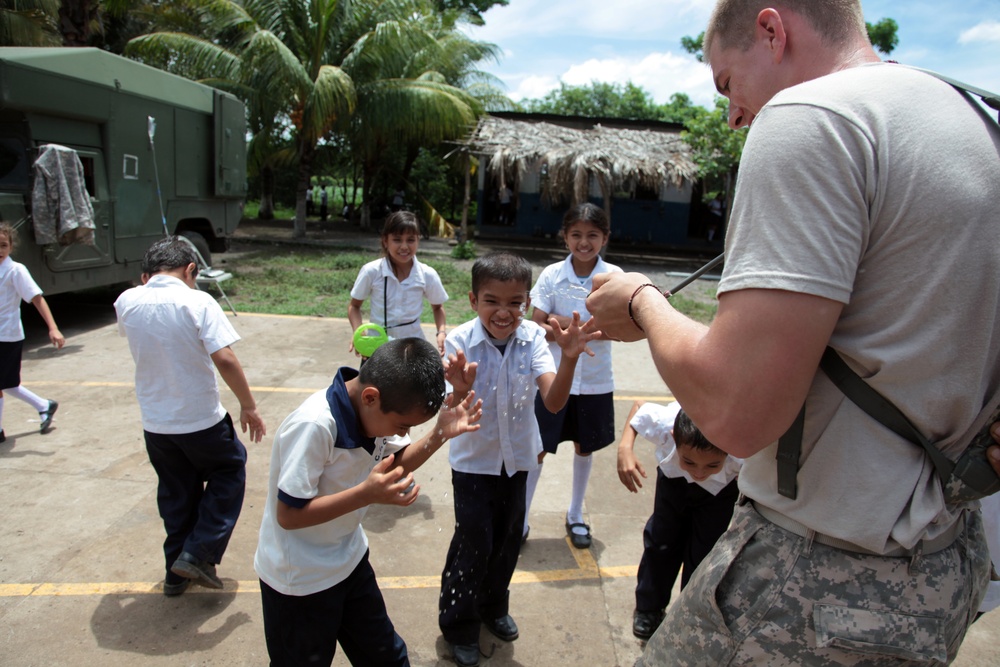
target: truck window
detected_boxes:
[78,155,96,196]
[0,137,29,191]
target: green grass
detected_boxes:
[219,242,717,326]
[221,245,478,323]
[669,292,717,324]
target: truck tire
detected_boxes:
[179,231,212,267]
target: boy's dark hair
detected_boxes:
[674,408,723,454]
[562,202,610,236]
[359,337,445,417]
[471,251,532,294]
[142,236,198,275]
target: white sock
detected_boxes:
[0,396,5,431]
[524,464,542,537]
[567,452,593,526]
[6,386,49,412]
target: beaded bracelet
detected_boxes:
[627,283,665,333]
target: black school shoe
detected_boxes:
[483,614,519,642]
[170,552,224,589]
[565,518,592,549]
[632,609,665,640]
[162,579,191,597]
[39,400,58,433]
[448,642,480,667]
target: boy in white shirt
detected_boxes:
[617,399,742,640]
[115,236,266,596]
[438,251,597,667]
[254,337,481,666]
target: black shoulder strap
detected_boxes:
[775,68,1000,500]
[776,347,956,500]
[911,66,1000,122]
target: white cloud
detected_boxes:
[959,20,1000,44]
[561,52,716,106]
[470,0,710,42]
[510,74,562,101]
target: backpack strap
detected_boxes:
[776,70,1000,499]
[777,347,956,500]
[909,66,1000,122]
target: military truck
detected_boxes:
[0,47,246,295]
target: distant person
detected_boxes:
[391,187,405,212]
[305,185,315,217]
[498,184,513,225]
[438,251,598,667]
[348,212,449,356]
[523,203,622,548]
[115,236,266,596]
[254,337,482,667]
[319,187,329,222]
[617,400,741,640]
[0,221,63,441]
[706,192,723,241]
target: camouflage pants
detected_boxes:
[637,501,989,666]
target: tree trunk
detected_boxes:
[294,138,316,239]
[597,174,612,224]
[258,165,276,220]
[59,0,98,46]
[460,151,471,243]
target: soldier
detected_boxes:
[586,1,999,664]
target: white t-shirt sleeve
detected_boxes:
[276,418,336,501]
[13,265,42,303]
[631,401,680,444]
[350,262,378,301]
[195,297,240,355]
[529,264,557,315]
[530,328,557,379]
[719,103,869,304]
[422,265,449,305]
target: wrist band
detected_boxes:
[436,329,446,335]
[628,283,662,333]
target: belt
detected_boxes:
[751,501,964,557]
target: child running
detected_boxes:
[0,222,63,441]
[617,399,741,641]
[524,203,622,547]
[349,212,448,355]
[439,251,598,667]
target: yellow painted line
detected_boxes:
[23,381,673,402]
[0,559,638,597]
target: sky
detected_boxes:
[463,0,1000,109]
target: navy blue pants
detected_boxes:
[143,414,246,584]
[635,471,738,613]
[260,551,408,667]
[439,468,526,645]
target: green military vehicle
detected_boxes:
[0,47,246,294]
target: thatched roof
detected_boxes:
[463,114,699,206]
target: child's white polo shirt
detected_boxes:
[529,254,621,394]
[445,318,555,475]
[0,257,42,342]
[350,257,448,340]
[114,274,237,434]
[255,367,408,596]
[630,401,742,496]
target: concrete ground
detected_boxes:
[0,237,997,666]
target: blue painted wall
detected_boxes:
[476,190,697,248]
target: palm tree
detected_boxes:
[128,0,493,238]
[0,0,61,46]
